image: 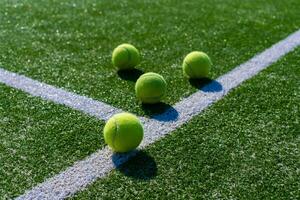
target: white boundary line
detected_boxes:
[12,29,300,199]
[0,68,123,121]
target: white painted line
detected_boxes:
[0,68,123,121]
[16,29,300,200]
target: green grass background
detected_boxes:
[0,86,105,198]
[73,48,300,199]
[0,0,299,198]
[0,0,300,115]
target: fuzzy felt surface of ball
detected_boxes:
[182,51,212,78]
[103,113,143,153]
[112,43,141,70]
[135,72,167,104]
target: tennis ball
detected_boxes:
[103,113,143,153]
[182,51,212,78]
[135,72,167,104]
[112,43,141,70]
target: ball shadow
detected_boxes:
[117,68,144,82]
[189,78,223,92]
[141,102,178,122]
[112,150,157,180]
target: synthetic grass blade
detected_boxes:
[16,29,300,200]
[0,68,122,121]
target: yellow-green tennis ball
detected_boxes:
[135,72,167,104]
[182,51,212,78]
[112,43,141,70]
[103,113,143,153]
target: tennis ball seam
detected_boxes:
[121,46,131,65]
[184,60,197,77]
[139,74,166,83]
[135,73,167,103]
[111,116,119,150]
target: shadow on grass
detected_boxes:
[112,150,157,180]
[117,68,144,82]
[189,78,223,92]
[142,102,178,122]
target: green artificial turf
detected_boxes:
[0,85,105,198]
[72,48,300,199]
[0,0,300,116]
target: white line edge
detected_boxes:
[9,29,300,199]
